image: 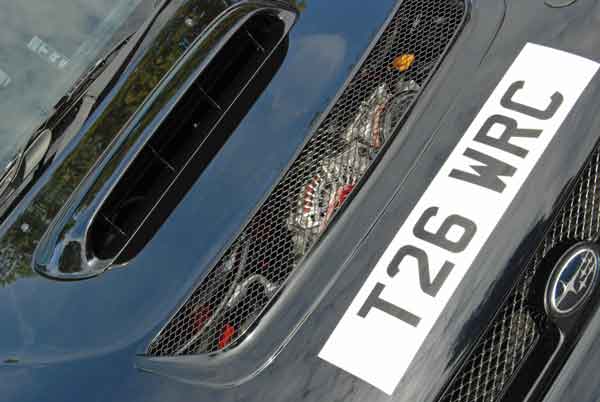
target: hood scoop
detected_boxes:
[33,2,296,280]
[145,0,467,359]
[90,15,289,264]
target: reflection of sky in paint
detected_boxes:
[0,0,409,400]
[188,0,398,243]
[270,33,347,125]
[0,0,148,167]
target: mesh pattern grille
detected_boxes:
[148,0,466,356]
[439,150,600,402]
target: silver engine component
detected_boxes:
[342,83,391,149]
[226,274,278,308]
[287,79,421,257]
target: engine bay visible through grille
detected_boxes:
[147,0,467,356]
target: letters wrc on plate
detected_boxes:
[450,80,564,193]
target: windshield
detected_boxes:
[0,0,153,169]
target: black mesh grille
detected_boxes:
[148,0,466,356]
[439,150,600,402]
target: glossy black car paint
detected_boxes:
[31,1,296,280]
[1,0,600,401]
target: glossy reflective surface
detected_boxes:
[0,0,153,167]
[0,0,240,280]
[1,0,600,401]
[32,1,296,280]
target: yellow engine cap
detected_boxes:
[392,54,416,72]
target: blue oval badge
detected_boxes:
[546,243,599,317]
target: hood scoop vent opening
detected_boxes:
[88,13,288,264]
[145,0,467,359]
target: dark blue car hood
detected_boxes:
[3,0,600,401]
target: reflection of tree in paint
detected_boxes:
[0,0,148,168]
[0,0,229,286]
[289,0,308,12]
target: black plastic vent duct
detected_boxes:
[89,14,287,262]
[148,0,466,357]
[438,149,600,402]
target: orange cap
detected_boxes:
[392,54,416,72]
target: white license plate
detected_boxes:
[319,43,599,395]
